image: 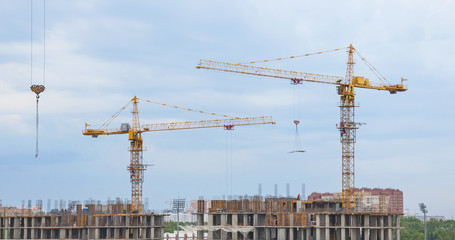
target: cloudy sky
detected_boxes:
[1,0,454,217]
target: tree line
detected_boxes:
[401,217,455,240]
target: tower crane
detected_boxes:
[83,96,275,213]
[196,44,407,212]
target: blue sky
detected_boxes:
[1,0,454,217]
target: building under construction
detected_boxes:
[0,204,165,240]
[186,188,403,240]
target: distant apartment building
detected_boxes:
[308,188,403,214]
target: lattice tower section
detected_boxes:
[339,45,358,212]
[128,97,147,213]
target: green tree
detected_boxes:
[401,217,455,240]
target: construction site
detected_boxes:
[184,188,403,240]
[4,3,409,239]
[2,42,408,240]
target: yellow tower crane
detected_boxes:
[196,44,407,213]
[83,96,275,213]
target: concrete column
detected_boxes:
[134,228,139,240]
[149,216,155,240]
[379,216,384,240]
[371,216,378,240]
[59,229,65,240]
[4,218,9,239]
[159,228,164,240]
[340,214,346,240]
[13,217,19,239]
[253,214,258,240]
[95,216,100,239]
[325,215,330,239]
[315,215,320,240]
[289,228,294,240]
[125,216,130,239]
[207,214,214,240]
[150,228,155,240]
[387,215,393,240]
[197,213,204,240]
[365,215,370,240]
[31,217,36,239]
[24,218,29,239]
[396,216,400,240]
[221,214,228,240]
[233,214,238,240]
[41,217,46,239]
[81,229,87,240]
[87,215,93,239]
[140,216,146,239]
[299,228,304,240]
[114,216,120,239]
[265,228,270,240]
[125,228,130,239]
[305,228,310,240]
[277,228,286,240]
[354,215,362,240]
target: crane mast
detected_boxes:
[128,96,146,213]
[338,45,357,212]
[83,96,275,213]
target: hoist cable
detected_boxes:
[35,96,39,158]
[43,0,46,85]
[30,0,33,85]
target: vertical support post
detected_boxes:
[125,216,130,240]
[253,214,258,240]
[207,214,213,240]
[24,218,29,239]
[340,214,346,240]
[13,217,19,239]
[31,217,36,239]
[325,215,330,239]
[94,216,99,240]
[233,214,238,240]
[387,215,393,240]
[220,214,227,240]
[197,200,204,240]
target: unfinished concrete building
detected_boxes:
[188,189,403,240]
[0,204,165,240]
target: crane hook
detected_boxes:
[31,84,45,96]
